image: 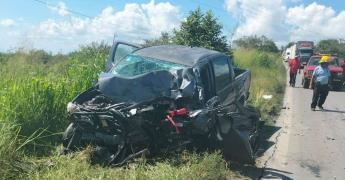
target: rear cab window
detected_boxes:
[211,56,232,92]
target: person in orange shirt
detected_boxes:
[288,56,300,87]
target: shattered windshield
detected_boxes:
[111,54,187,77]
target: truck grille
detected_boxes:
[300,57,309,63]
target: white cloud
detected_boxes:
[20,0,181,52]
[225,0,289,43]
[49,2,69,16]
[224,0,237,14]
[225,0,345,45]
[142,1,181,36]
[287,2,345,41]
[0,19,16,27]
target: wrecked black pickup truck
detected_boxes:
[62,42,261,165]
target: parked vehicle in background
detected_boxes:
[296,41,314,68]
[341,59,345,75]
[62,42,261,165]
[284,47,293,62]
[302,55,344,90]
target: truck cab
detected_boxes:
[302,55,344,90]
[296,41,314,68]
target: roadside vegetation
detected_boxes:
[234,48,286,124]
[315,39,345,57]
[0,8,285,180]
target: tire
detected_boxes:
[303,78,309,89]
[61,119,127,165]
[61,123,83,154]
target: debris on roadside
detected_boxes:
[262,95,273,100]
[295,133,304,136]
[326,136,335,141]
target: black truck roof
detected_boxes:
[133,45,224,66]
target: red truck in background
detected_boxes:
[296,41,314,68]
[302,55,344,90]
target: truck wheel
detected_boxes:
[302,78,309,89]
[61,123,83,154]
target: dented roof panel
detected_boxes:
[133,45,223,66]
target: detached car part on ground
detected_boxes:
[302,55,344,90]
[62,42,261,165]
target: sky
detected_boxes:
[1,0,345,53]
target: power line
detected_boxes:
[32,0,93,18]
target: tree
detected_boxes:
[233,35,279,53]
[285,42,295,49]
[142,32,172,47]
[173,8,229,53]
[315,39,345,58]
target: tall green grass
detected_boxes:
[0,44,108,153]
[27,150,238,180]
[0,46,284,179]
[234,49,286,123]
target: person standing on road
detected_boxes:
[288,56,299,87]
[310,56,331,111]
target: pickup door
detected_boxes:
[208,56,253,164]
[209,55,237,110]
[105,42,139,72]
[202,55,250,110]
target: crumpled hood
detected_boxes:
[97,69,196,103]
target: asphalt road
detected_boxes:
[259,71,345,180]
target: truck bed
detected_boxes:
[234,67,251,103]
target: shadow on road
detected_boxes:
[256,125,281,157]
[321,109,345,113]
[261,168,294,180]
[229,163,293,180]
[290,85,345,92]
[227,124,292,179]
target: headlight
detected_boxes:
[129,108,137,115]
[67,102,78,113]
[337,72,343,76]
